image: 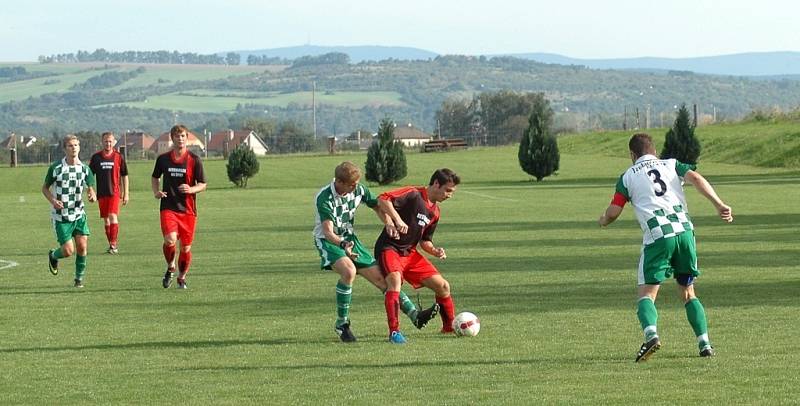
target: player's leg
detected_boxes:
[73,234,88,288]
[49,221,75,274]
[106,194,121,252]
[419,274,454,333]
[331,257,358,342]
[160,211,179,288]
[357,264,425,325]
[635,239,671,362]
[673,231,713,356]
[380,249,406,343]
[98,196,113,252]
[175,214,196,289]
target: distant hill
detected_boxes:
[503,51,800,77]
[228,45,438,63]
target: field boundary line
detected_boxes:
[0,259,19,271]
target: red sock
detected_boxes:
[104,224,112,244]
[437,296,456,332]
[178,251,192,280]
[384,291,400,334]
[162,243,176,270]
[109,223,119,246]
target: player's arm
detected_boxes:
[41,183,63,209]
[377,198,407,238]
[151,177,166,199]
[684,170,733,222]
[121,175,129,205]
[85,168,96,202]
[179,182,206,195]
[419,239,446,260]
[599,176,629,227]
[321,219,357,259]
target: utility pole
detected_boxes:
[312,81,317,140]
[623,106,627,130]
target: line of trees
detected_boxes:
[38,49,236,65]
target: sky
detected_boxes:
[1,0,798,62]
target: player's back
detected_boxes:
[619,155,694,244]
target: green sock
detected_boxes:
[52,248,65,260]
[335,281,352,327]
[399,291,418,321]
[685,298,710,347]
[637,297,658,340]
[75,255,87,281]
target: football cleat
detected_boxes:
[699,345,715,357]
[48,249,59,275]
[74,279,84,288]
[334,322,357,343]
[177,279,188,290]
[107,246,119,255]
[162,269,175,289]
[635,336,662,362]
[413,303,440,329]
[389,331,407,344]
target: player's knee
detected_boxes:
[434,279,450,296]
[61,245,75,257]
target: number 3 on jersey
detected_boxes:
[647,169,667,197]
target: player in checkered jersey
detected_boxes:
[313,162,439,343]
[42,134,97,288]
[598,133,733,362]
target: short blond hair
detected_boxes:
[62,134,79,149]
[101,131,115,140]
[335,161,361,183]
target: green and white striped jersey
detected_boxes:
[44,158,95,222]
[313,180,378,240]
[615,155,696,245]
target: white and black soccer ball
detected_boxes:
[452,311,480,337]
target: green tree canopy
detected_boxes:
[518,94,560,181]
[365,118,407,185]
[226,144,260,188]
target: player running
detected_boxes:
[42,134,97,288]
[151,125,207,290]
[89,132,129,254]
[598,133,733,362]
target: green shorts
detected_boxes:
[314,235,376,270]
[638,230,699,285]
[53,214,90,245]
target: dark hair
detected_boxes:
[429,168,460,186]
[629,133,656,157]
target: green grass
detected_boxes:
[0,145,798,404]
[560,121,800,168]
[115,90,406,113]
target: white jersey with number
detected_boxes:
[615,154,696,245]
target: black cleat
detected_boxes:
[48,249,59,275]
[74,279,84,288]
[413,303,440,329]
[699,345,715,357]
[334,322,357,343]
[635,336,661,362]
[162,269,175,289]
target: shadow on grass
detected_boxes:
[0,287,150,297]
[0,337,325,354]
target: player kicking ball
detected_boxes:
[313,162,438,342]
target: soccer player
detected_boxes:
[151,125,207,290]
[89,132,129,254]
[314,161,439,343]
[375,168,460,344]
[42,134,97,288]
[598,133,733,362]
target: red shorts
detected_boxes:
[160,210,197,245]
[98,195,121,218]
[379,249,440,289]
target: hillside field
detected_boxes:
[0,141,797,404]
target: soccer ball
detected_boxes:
[452,312,480,337]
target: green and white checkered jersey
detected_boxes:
[313,180,378,240]
[616,155,696,245]
[44,158,95,222]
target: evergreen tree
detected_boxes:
[661,104,701,164]
[518,94,559,181]
[365,118,407,185]
[226,144,260,188]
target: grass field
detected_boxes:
[0,144,798,404]
[116,90,406,113]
